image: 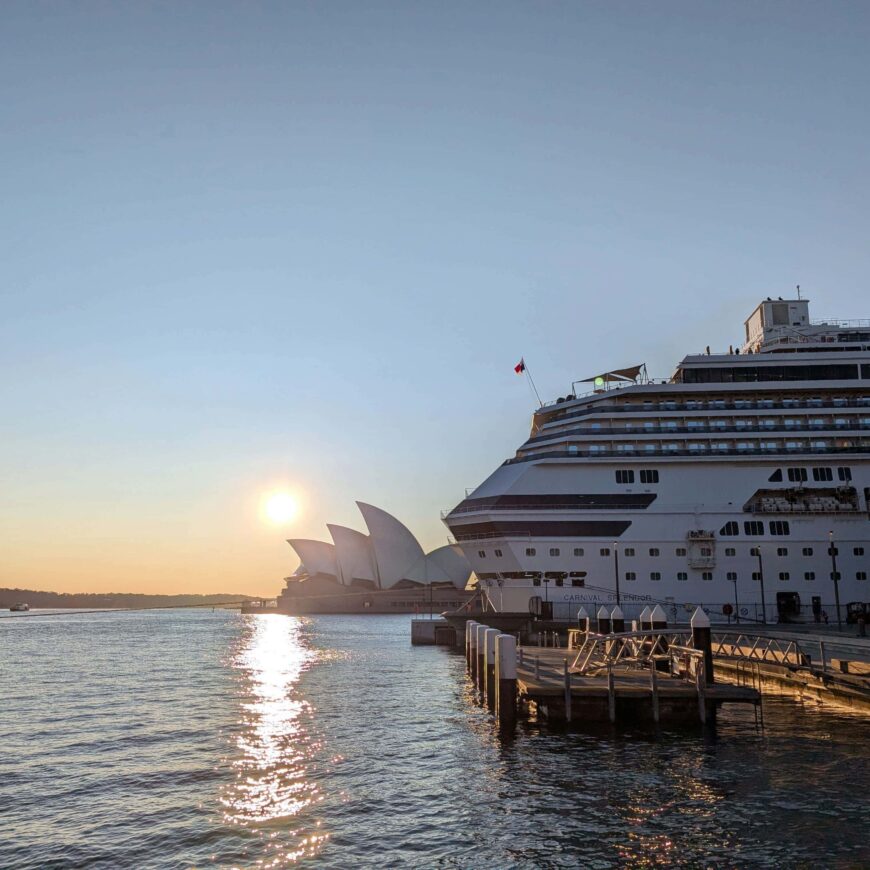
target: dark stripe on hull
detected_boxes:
[450,520,631,540]
[449,493,655,514]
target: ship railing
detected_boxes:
[509,443,870,464]
[537,397,870,426]
[811,317,870,329]
[526,421,870,445]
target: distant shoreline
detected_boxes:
[0,588,259,610]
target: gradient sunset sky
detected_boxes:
[3,2,870,595]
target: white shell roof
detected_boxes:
[286,539,338,578]
[327,524,377,586]
[356,502,425,589]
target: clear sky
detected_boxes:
[2,2,870,595]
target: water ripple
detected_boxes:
[2,611,870,868]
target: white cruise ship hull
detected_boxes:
[444,298,870,625]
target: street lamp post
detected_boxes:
[754,546,767,625]
[613,542,620,606]
[829,531,842,631]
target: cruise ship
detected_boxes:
[443,297,870,624]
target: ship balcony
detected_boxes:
[509,442,870,464]
[527,420,870,446]
[538,395,870,428]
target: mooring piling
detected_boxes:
[484,627,499,711]
[465,620,478,671]
[690,607,714,685]
[475,624,488,693]
[495,633,518,728]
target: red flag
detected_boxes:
[514,358,525,374]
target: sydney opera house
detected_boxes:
[277,502,475,614]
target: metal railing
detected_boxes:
[509,444,870,465]
[526,420,870,446]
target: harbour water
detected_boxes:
[2,610,869,868]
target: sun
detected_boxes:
[263,491,298,525]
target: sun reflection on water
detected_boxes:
[221,615,326,863]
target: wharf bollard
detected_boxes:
[484,627,500,711]
[690,607,714,685]
[607,662,616,723]
[651,604,670,673]
[465,620,478,671]
[563,657,572,723]
[495,634,518,729]
[577,606,589,634]
[475,624,488,695]
[610,605,625,634]
[608,605,625,659]
[597,605,611,635]
[638,605,653,663]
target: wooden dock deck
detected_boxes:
[514,646,760,725]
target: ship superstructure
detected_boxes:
[444,297,870,623]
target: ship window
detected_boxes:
[855,547,865,556]
[805,572,815,581]
[744,521,764,535]
[787,467,808,482]
[677,572,688,581]
[779,572,790,581]
[525,547,536,556]
[702,571,713,581]
[727,571,737,581]
[768,469,783,482]
[494,549,503,558]
[777,547,788,557]
[555,578,564,587]
[831,571,841,581]
[838,466,852,481]
[812,467,833,481]
[600,548,611,556]
[680,364,860,383]
[624,548,635,556]
[725,548,736,557]
[650,572,661,581]
[478,550,486,558]
[532,577,541,586]
[549,547,560,557]
[720,521,739,536]
[625,572,636,581]
[615,470,635,484]
[752,571,761,581]
[649,548,660,557]
[640,469,659,483]
[571,577,585,587]
[858,572,868,581]
[573,548,584,557]
[676,547,687,557]
[700,547,712,556]
[769,521,790,536]
[802,547,813,556]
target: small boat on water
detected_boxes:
[9,603,30,612]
